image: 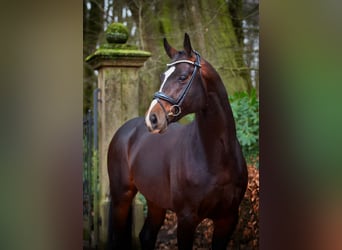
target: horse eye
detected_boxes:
[179,75,187,81]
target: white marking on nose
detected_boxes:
[145,66,175,130]
[159,66,175,92]
[145,99,158,128]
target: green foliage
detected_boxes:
[229,89,259,166]
[136,192,148,217]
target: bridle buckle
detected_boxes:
[168,105,182,117]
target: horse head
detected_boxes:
[145,33,207,133]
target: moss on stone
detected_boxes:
[105,23,129,36]
[105,23,129,44]
[86,21,151,63]
[85,48,151,62]
[100,43,138,50]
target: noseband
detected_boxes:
[153,50,201,117]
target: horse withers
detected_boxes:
[107,33,248,250]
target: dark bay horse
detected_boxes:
[108,33,248,250]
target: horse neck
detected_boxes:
[194,64,238,166]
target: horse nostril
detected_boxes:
[150,114,158,125]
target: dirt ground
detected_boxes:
[155,211,214,250]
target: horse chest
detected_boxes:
[172,163,234,200]
[196,180,238,218]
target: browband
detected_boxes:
[166,60,201,67]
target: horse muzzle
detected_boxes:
[145,112,168,134]
[145,100,169,134]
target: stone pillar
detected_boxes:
[86,23,150,249]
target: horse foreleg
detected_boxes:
[211,212,239,250]
[110,188,137,250]
[176,212,199,250]
[139,200,166,250]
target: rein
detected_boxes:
[153,50,201,117]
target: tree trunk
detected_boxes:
[129,0,252,115]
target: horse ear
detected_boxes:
[183,33,193,57]
[164,38,177,59]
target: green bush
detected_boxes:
[229,89,259,166]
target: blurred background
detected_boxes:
[0,0,341,249]
[83,1,259,248]
[83,0,259,114]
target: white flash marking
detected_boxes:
[145,99,158,128]
[159,66,175,92]
[145,66,175,130]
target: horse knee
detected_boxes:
[212,214,239,250]
[139,229,155,250]
[176,213,199,250]
[139,221,163,250]
[139,214,165,249]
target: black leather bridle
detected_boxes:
[153,50,201,117]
